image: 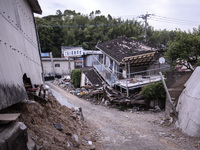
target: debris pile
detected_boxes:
[52,77,150,111]
[53,77,104,102]
[0,90,99,150]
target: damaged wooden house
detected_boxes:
[93,36,170,97]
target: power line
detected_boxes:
[37,14,200,30]
[154,15,200,24]
[37,21,137,28]
[149,15,200,26]
[150,18,197,26]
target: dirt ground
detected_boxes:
[47,82,200,150]
[0,90,100,150]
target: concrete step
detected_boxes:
[0,122,28,150]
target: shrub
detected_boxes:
[141,81,166,102]
[71,69,81,88]
[195,58,200,67]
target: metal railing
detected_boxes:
[92,55,170,87]
[93,61,117,87]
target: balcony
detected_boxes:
[93,56,169,89]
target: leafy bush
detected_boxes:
[141,81,166,101]
[71,69,81,88]
[195,59,200,67]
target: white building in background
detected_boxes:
[42,58,75,76]
[61,46,102,68]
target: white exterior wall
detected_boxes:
[176,67,200,137]
[85,55,100,67]
[80,72,86,87]
[0,0,43,109]
[42,59,75,75]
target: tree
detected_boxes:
[36,9,171,57]
[71,69,81,88]
[141,81,166,109]
[165,30,200,70]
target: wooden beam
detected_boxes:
[0,113,20,121]
[159,72,178,118]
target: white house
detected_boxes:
[42,58,75,76]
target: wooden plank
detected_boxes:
[0,113,20,121]
[159,72,178,118]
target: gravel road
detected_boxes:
[47,82,200,150]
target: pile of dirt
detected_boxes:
[0,94,99,150]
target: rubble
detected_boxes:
[0,88,100,150]
[52,77,153,111]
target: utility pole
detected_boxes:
[139,13,154,42]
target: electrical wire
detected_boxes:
[37,14,200,28]
[148,15,200,26]
[37,21,137,28]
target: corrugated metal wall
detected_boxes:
[0,0,43,109]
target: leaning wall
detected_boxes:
[0,0,43,109]
[176,67,200,137]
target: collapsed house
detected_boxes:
[94,36,169,96]
[176,67,200,137]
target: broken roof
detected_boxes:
[82,67,103,88]
[120,52,156,66]
[96,36,158,64]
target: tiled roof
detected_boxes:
[120,52,156,66]
[97,36,158,64]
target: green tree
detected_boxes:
[71,69,81,88]
[165,30,200,70]
[36,9,174,57]
[141,81,166,108]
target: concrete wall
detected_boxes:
[176,67,200,137]
[42,58,75,76]
[0,0,43,109]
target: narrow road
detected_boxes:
[47,82,198,150]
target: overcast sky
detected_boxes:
[35,0,200,31]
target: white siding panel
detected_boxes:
[0,0,43,109]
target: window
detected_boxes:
[55,64,60,67]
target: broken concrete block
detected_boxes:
[27,136,37,150]
[53,123,63,131]
[72,134,79,143]
[0,122,28,150]
[90,145,96,150]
